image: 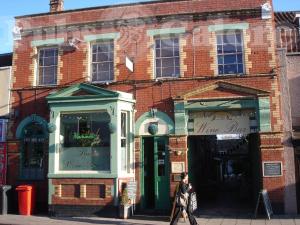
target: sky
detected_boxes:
[0,0,300,54]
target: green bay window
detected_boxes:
[59,111,111,171]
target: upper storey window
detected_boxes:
[155,37,180,78]
[217,31,244,75]
[38,47,58,85]
[91,41,114,82]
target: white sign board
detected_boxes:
[125,56,134,72]
[189,111,252,135]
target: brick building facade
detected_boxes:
[7,0,296,216]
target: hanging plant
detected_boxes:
[73,131,101,147]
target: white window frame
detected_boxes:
[90,40,114,83]
[154,36,180,79]
[37,46,59,86]
[216,30,245,75]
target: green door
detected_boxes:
[154,137,170,210]
[142,137,170,210]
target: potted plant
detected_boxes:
[119,188,131,219]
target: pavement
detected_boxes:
[1,214,300,225]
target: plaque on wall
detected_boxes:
[263,162,282,177]
[171,162,185,173]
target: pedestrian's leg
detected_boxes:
[187,211,198,225]
[170,207,182,225]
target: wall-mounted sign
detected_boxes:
[171,162,185,173]
[188,111,253,135]
[263,162,282,177]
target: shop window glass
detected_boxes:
[21,122,47,180]
[121,111,130,172]
[59,111,111,171]
[155,37,180,78]
[38,47,58,85]
[217,31,244,75]
[91,41,114,82]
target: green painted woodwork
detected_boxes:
[208,23,249,32]
[47,83,121,102]
[84,32,120,42]
[185,99,257,111]
[141,136,170,210]
[48,179,54,204]
[147,27,186,36]
[31,38,64,47]
[47,83,134,179]
[135,110,175,135]
[154,136,170,210]
[258,97,271,132]
[174,97,271,134]
[16,114,48,139]
[174,101,187,135]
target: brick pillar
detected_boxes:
[168,135,188,197]
[260,132,285,213]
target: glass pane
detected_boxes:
[162,58,175,68]
[236,33,242,43]
[237,54,243,63]
[155,39,161,48]
[162,67,175,77]
[59,112,111,171]
[156,49,161,57]
[156,67,162,77]
[157,139,165,177]
[224,55,237,64]
[161,48,174,57]
[217,45,223,54]
[98,63,110,72]
[238,64,244,74]
[236,45,242,52]
[224,64,238,74]
[156,59,162,68]
[97,53,109,61]
[121,112,126,138]
[218,65,224,74]
[217,35,223,44]
[223,44,236,53]
[161,39,174,48]
[218,55,224,64]
[174,67,180,76]
[223,34,236,44]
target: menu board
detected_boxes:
[0,143,7,185]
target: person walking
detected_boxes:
[170,172,198,225]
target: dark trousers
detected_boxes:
[170,206,198,225]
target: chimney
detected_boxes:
[50,0,64,12]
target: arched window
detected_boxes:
[21,122,48,180]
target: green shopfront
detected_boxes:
[46,83,135,215]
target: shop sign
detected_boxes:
[171,162,185,173]
[263,162,282,177]
[0,143,7,185]
[188,111,252,135]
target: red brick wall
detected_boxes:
[8,0,286,212]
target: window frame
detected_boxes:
[216,30,245,76]
[90,40,115,83]
[37,46,59,86]
[154,36,180,79]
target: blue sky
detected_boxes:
[0,0,299,54]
